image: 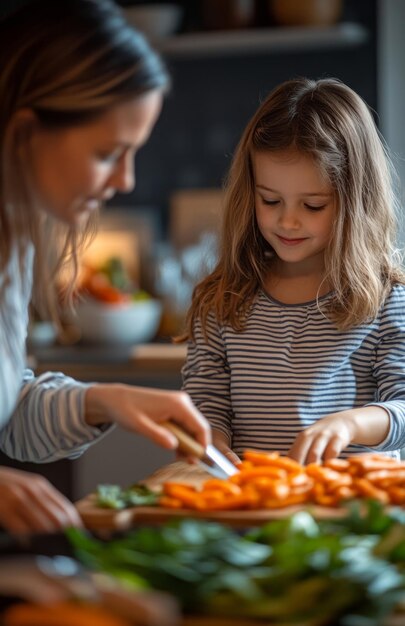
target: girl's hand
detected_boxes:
[0,467,82,535]
[288,412,356,464]
[212,429,241,465]
[288,405,391,465]
[85,384,211,452]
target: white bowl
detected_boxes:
[27,321,57,347]
[75,298,162,345]
[124,4,182,39]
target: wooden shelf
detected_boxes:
[156,22,369,59]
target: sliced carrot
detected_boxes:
[327,474,353,492]
[203,479,242,495]
[306,465,342,484]
[334,486,357,501]
[163,484,200,508]
[314,494,339,507]
[197,491,228,506]
[243,450,280,464]
[388,486,405,505]
[261,456,303,473]
[348,456,403,475]
[324,458,350,472]
[353,478,390,505]
[312,482,326,498]
[237,466,287,482]
[263,493,308,508]
[365,469,405,487]
[290,473,312,487]
[271,482,290,500]
[243,450,302,473]
[197,491,259,511]
[159,496,184,509]
[289,481,314,496]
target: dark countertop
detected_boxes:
[28,342,186,388]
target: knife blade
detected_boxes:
[163,421,239,479]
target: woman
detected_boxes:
[0,0,210,534]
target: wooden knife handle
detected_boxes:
[162,421,205,459]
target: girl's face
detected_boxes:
[27,90,163,225]
[253,149,336,275]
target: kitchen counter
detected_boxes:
[28,342,187,389]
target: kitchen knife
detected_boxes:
[163,421,239,479]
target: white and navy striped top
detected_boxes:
[0,244,108,463]
[183,286,405,460]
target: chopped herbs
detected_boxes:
[96,484,159,509]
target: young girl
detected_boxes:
[182,77,405,465]
[0,0,210,535]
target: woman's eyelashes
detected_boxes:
[97,147,126,164]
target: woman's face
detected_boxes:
[27,90,163,225]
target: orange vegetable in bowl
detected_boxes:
[79,257,142,305]
[83,273,131,304]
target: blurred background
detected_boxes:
[74,0,405,346]
[3,0,405,496]
[114,0,379,228]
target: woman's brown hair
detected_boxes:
[0,0,169,326]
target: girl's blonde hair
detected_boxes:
[0,0,168,326]
[183,77,405,340]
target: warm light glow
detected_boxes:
[82,230,140,282]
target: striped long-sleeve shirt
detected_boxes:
[0,243,109,463]
[182,285,405,460]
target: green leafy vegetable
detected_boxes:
[68,501,405,625]
[96,484,159,509]
[100,257,132,291]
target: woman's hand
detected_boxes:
[212,429,241,465]
[85,384,211,452]
[288,406,390,464]
[0,467,82,535]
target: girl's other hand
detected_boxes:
[85,384,211,452]
[288,405,391,465]
[288,412,356,465]
[0,467,82,535]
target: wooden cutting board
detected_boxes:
[75,461,348,531]
[76,492,348,531]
